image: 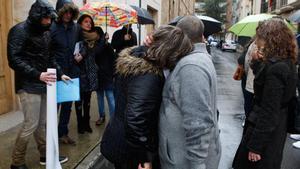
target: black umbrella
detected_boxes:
[289,10,300,23]
[168,15,222,37]
[130,5,155,24]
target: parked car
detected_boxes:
[222,40,237,52]
[210,40,218,47]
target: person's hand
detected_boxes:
[138,162,152,169]
[248,151,261,162]
[233,64,244,81]
[124,34,131,41]
[61,75,72,84]
[40,72,56,85]
[143,34,153,47]
[252,47,264,60]
[74,53,83,63]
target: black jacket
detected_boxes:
[111,26,137,54]
[233,58,297,169]
[50,0,80,78]
[100,46,164,165]
[77,37,104,92]
[7,0,62,94]
[95,43,116,89]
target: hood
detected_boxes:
[56,0,79,21]
[116,46,162,77]
[28,0,57,25]
[121,26,133,34]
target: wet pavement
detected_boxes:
[0,93,108,169]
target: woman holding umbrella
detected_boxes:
[232,18,298,169]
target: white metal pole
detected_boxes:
[46,68,62,169]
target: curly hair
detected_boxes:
[145,25,194,70]
[256,18,297,63]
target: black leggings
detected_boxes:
[76,91,92,127]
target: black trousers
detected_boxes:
[76,91,92,128]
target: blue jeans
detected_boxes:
[97,85,115,118]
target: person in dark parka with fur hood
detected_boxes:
[100,25,193,169]
[50,0,80,145]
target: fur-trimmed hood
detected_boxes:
[115,46,162,77]
[56,0,79,21]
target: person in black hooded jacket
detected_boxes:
[50,0,80,145]
[111,24,137,54]
[100,25,193,169]
[7,0,70,169]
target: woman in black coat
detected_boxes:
[232,18,298,169]
[100,25,193,169]
[74,14,103,133]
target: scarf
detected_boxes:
[82,31,99,48]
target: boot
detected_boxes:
[83,116,92,133]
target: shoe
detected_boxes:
[78,124,85,134]
[40,156,69,165]
[290,134,300,141]
[293,141,300,149]
[10,164,28,169]
[96,117,105,126]
[59,135,76,145]
[85,125,93,133]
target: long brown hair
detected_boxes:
[146,25,193,70]
[256,18,297,63]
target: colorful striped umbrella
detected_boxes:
[80,2,138,31]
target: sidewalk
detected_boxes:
[0,92,107,169]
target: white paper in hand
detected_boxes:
[74,42,80,55]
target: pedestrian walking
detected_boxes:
[94,27,116,125]
[111,24,137,54]
[7,0,70,168]
[290,33,300,148]
[158,16,221,169]
[75,14,101,134]
[50,0,80,145]
[100,25,192,169]
[232,18,298,169]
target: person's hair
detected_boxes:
[77,14,95,32]
[176,15,204,43]
[57,3,79,22]
[256,18,297,63]
[145,25,193,70]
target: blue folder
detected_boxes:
[57,78,80,103]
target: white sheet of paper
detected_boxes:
[74,42,80,55]
[46,68,62,169]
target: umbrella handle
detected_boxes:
[105,6,108,33]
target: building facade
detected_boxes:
[161,0,195,24]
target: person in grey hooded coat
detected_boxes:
[158,15,221,169]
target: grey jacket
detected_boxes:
[159,43,221,169]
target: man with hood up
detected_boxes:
[50,0,80,145]
[7,0,70,168]
[111,24,137,54]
